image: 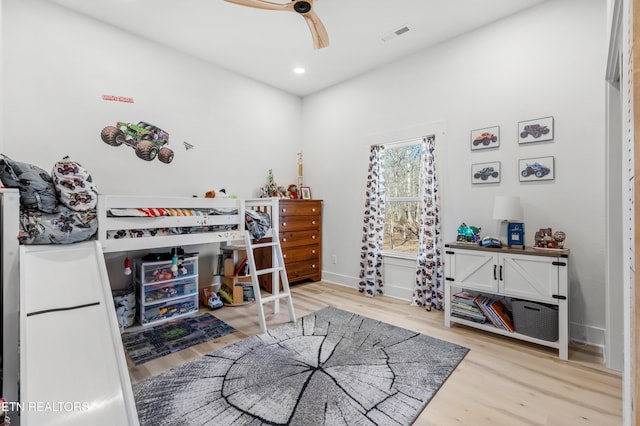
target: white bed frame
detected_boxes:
[97,194,279,253]
[1,191,280,425]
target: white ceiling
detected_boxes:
[50,0,547,97]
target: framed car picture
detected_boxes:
[519,156,555,182]
[518,116,554,144]
[471,161,500,184]
[470,126,500,151]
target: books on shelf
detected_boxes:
[473,295,514,332]
[451,291,486,323]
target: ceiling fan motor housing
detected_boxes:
[293,1,312,14]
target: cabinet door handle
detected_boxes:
[499,265,503,281]
[493,265,497,280]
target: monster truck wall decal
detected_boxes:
[470,125,500,151]
[519,156,555,182]
[101,121,174,163]
[518,116,554,144]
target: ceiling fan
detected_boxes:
[224,0,329,49]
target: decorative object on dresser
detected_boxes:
[300,186,312,199]
[492,195,524,247]
[456,223,481,243]
[534,228,567,249]
[444,242,569,359]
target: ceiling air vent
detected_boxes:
[381,25,411,43]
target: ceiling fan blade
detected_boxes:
[302,10,329,49]
[223,0,292,12]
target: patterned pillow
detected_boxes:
[51,157,98,212]
[0,154,59,213]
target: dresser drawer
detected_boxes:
[280,200,321,216]
[280,215,320,232]
[282,244,320,263]
[286,260,321,282]
[281,230,320,247]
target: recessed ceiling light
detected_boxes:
[293,67,306,75]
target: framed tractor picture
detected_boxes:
[470,126,500,151]
[518,116,554,144]
[519,156,555,182]
[471,161,500,184]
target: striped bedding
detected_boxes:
[108,207,236,217]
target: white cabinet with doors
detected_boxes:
[444,242,569,360]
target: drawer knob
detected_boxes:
[312,264,316,268]
[312,250,316,254]
[283,254,287,258]
[312,208,316,212]
[282,222,287,227]
[312,235,316,239]
[282,208,287,213]
[312,220,316,225]
[282,238,287,242]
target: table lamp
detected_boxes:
[492,196,524,248]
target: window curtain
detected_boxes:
[411,135,443,310]
[358,145,385,296]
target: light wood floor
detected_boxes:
[127,282,622,425]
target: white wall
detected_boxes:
[2,0,610,346]
[2,0,302,199]
[2,0,303,288]
[303,0,608,345]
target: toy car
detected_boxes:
[474,167,499,180]
[521,162,551,178]
[100,121,174,163]
[207,293,223,310]
[520,124,550,139]
[473,132,498,146]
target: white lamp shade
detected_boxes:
[493,196,523,221]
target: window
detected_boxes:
[383,140,422,253]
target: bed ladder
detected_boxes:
[242,230,296,334]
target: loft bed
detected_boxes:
[1,190,281,425]
[97,195,279,253]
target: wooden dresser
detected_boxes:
[257,199,322,292]
[279,199,322,283]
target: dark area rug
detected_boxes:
[133,306,469,425]
[122,313,236,365]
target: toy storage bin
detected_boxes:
[511,299,559,341]
[141,295,198,325]
[135,254,200,326]
[113,288,136,331]
[138,256,198,284]
[143,277,198,303]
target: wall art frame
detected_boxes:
[519,156,555,182]
[471,161,501,184]
[518,116,554,144]
[470,125,500,151]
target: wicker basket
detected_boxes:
[511,299,558,342]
